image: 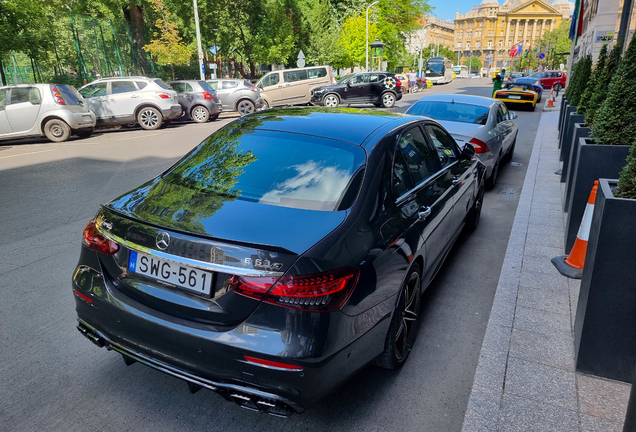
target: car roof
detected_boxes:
[92,76,154,82]
[235,107,412,145]
[411,94,497,108]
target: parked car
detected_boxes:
[395,74,430,92]
[0,83,96,143]
[310,72,403,108]
[73,107,485,416]
[406,94,518,188]
[205,79,264,116]
[512,77,543,102]
[507,72,525,81]
[529,70,567,91]
[494,81,539,111]
[79,77,182,130]
[168,80,222,123]
[255,66,333,108]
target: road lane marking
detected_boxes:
[116,133,160,141]
[0,149,57,159]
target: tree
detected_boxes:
[577,45,607,114]
[463,56,482,73]
[616,140,636,199]
[143,0,194,80]
[585,42,622,127]
[591,32,636,145]
[339,14,378,69]
[565,54,591,107]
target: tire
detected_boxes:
[137,107,163,130]
[377,263,422,370]
[323,94,339,107]
[373,103,382,107]
[381,92,396,108]
[43,119,71,142]
[209,113,220,121]
[486,154,501,189]
[159,120,172,129]
[74,127,94,139]
[237,99,255,116]
[504,136,517,163]
[554,83,563,93]
[191,106,210,123]
[530,102,536,111]
[466,183,485,232]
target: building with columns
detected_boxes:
[406,15,455,56]
[454,0,572,70]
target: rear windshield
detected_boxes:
[153,79,171,90]
[408,101,490,125]
[163,129,366,211]
[206,80,219,90]
[199,81,215,93]
[56,84,83,105]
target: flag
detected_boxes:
[577,0,585,38]
[516,43,523,57]
[535,42,541,58]
[509,45,518,57]
[570,0,581,41]
[525,47,530,58]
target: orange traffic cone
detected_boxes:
[552,180,598,279]
[546,87,555,107]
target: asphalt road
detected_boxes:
[0,78,542,431]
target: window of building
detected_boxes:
[457,42,462,48]
[467,42,471,49]
[498,40,503,46]
[488,41,492,48]
[476,41,481,48]
[508,40,512,46]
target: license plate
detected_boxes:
[82,115,92,121]
[508,95,521,100]
[128,250,213,296]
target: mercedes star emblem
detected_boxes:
[156,232,170,250]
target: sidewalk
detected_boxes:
[460,99,631,431]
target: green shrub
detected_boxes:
[591,32,636,145]
[585,42,622,127]
[615,140,636,199]
[566,55,592,107]
[577,45,607,115]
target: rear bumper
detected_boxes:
[72,254,391,411]
[69,112,96,129]
[162,104,183,120]
[254,97,265,109]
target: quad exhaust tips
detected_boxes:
[230,393,293,417]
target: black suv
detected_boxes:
[311,72,403,108]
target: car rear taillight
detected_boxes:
[229,267,359,312]
[51,87,65,104]
[82,219,119,255]
[246,85,258,93]
[202,91,214,100]
[244,356,302,371]
[395,78,402,87]
[469,138,490,153]
[156,92,172,99]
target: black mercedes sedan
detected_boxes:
[310,72,403,108]
[72,108,485,416]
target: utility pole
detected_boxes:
[366,1,379,72]
[192,0,205,80]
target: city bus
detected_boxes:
[453,64,469,78]
[426,57,454,84]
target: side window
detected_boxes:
[30,87,41,102]
[170,82,184,93]
[368,74,381,83]
[556,72,562,78]
[283,69,308,83]
[136,81,148,90]
[262,73,280,87]
[221,81,239,90]
[206,81,219,90]
[308,68,327,79]
[393,153,413,197]
[351,74,367,85]
[496,105,506,123]
[79,83,107,98]
[0,89,6,107]
[424,125,459,168]
[398,126,438,185]
[9,88,31,104]
[184,83,194,92]
[500,103,510,120]
[112,81,138,94]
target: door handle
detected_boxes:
[130,95,139,98]
[285,84,290,87]
[418,206,432,220]
[452,177,461,187]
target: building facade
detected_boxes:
[572,0,627,64]
[454,0,571,70]
[406,15,455,56]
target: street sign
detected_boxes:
[596,30,614,43]
[209,63,217,69]
[201,63,205,74]
[538,52,546,60]
[415,46,420,52]
[297,58,305,68]
[298,50,305,59]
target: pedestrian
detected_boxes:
[492,68,505,97]
[408,70,416,93]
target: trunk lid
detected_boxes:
[436,120,484,149]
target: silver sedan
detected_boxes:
[205,79,265,116]
[406,94,518,188]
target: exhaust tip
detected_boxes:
[230,392,293,417]
[77,324,105,347]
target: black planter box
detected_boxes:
[558,97,568,134]
[559,106,577,150]
[560,114,585,165]
[565,141,631,252]
[562,124,591,208]
[574,179,636,382]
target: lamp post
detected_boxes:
[213,28,219,78]
[366,1,380,72]
[192,0,205,80]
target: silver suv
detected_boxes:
[0,84,96,143]
[79,77,182,130]
[205,79,264,116]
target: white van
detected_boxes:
[255,66,333,108]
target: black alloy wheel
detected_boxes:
[377,264,422,369]
[466,184,484,232]
[486,154,501,189]
[504,136,516,163]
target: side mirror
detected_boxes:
[346,81,352,87]
[461,143,476,160]
[509,112,518,120]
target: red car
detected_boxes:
[530,70,567,91]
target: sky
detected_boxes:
[429,0,496,22]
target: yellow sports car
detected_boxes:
[494,82,538,111]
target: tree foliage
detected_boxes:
[577,44,607,115]
[585,42,622,127]
[565,54,591,107]
[463,56,482,73]
[591,32,636,145]
[616,140,636,199]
